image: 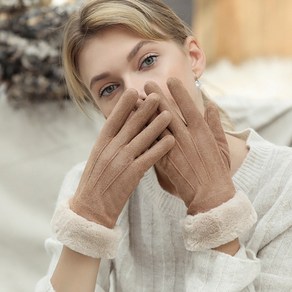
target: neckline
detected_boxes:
[231,129,273,199]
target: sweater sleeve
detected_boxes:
[183,132,292,291]
[35,162,112,292]
[255,225,292,290]
[185,223,292,292]
[185,245,260,291]
[185,178,292,290]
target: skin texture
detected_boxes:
[78,26,205,117]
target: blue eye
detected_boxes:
[140,55,158,69]
[99,84,118,97]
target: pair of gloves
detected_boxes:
[52,78,257,258]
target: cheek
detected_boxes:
[96,99,118,118]
[161,60,195,95]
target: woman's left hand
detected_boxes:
[145,78,235,215]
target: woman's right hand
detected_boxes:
[70,89,175,228]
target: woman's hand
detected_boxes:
[70,89,175,228]
[145,78,235,215]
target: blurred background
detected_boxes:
[0,0,292,291]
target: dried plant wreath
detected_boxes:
[0,1,76,107]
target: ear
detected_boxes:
[183,36,206,78]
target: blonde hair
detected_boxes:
[62,0,193,109]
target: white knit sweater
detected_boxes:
[36,129,292,292]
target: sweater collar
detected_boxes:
[228,128,273,201]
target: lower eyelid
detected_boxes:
[140,55,158,70]
[99,84,120,98]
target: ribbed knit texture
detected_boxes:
[36,129,292,292]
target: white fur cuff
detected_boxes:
[181,191,257,251]
[51,200,122,259]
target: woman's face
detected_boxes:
[78,26,205,117]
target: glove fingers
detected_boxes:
[79,93,158,194]
[144,81,186,136]
[127,110,172,157]
[118,93,160,144]
[87,89,138,172]
[167,78,203,128]
[204,102,231,168]
[101,89,138,139]
[134,135,175,174]
[159,127,172,139]
[86,95,161,186]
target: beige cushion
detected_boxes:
[193,0,292,64]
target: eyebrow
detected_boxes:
[127,40,154,62]
[89,72,110,90]
[89,40,154,90]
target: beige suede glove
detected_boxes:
[70,89,175,228]
[145,78,257,251]
[51,89,175,258]
[145,78,234,215]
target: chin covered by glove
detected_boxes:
[145,78,257,251]
[51,89,175,258]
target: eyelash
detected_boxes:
[139,54,158,70]
[99,54,158,98]
[99,84,118,98]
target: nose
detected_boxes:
[124,76,147,100]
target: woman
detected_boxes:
[36,0,292,291]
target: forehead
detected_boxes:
[82,26,144,54]
[78,25,186,88]
[78,27,145,79]
[78,23,175,63]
